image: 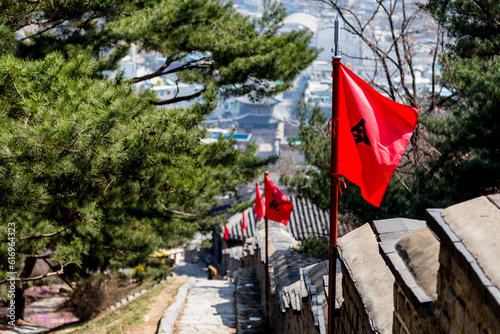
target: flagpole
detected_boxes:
[241,224,245,268]
[224,238,227,276]
[264,173,270,328]
[328,15,341,334]
[224,223,228,277]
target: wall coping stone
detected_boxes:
[301,260,330,333]
[157,277,196,334]
[426,196,500,319]
[337,223,394,334]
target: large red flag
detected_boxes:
[241,212,247,231]
[224,225,229,240]
[337,63,418,207]
[254,183,265,219]
[264,174,293,225]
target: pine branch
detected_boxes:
[160,203,198,217]
[19,221,77,240]
[0,262,69,284]
[149,89,206,106]
[131,57,212,84]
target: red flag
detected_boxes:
[224,225,229,240]
[241,212,247,231]
[337,63,418,207]
[264,174,293,225]
[254,183,265,219]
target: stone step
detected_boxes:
[235,268,266,333]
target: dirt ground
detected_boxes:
[0,276,188,334]
[124,276,188,334]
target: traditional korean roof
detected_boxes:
[224,194,330,242]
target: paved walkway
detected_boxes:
[172,255,236,334]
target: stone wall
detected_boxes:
[392,282,436,334]
[219,195,500,334]
[339,261,375,333]
[435,241,500,334]
[240,232,327,334]
[427,199,500,334]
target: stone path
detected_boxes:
[171,254,236,334]
[172,279,236,334]
[2,293,73,334]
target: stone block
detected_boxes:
[373,218,409,235]
[465,312,479,334]
[452,242,475,274]
[483,301,500,334]
[157,322,173,334]
[427,209,461,252]
[485,286,500,319]
[451,267,470,299]
[440,309,450,332]
[379,240,398,256]
[449,323,460,334]
[443,285,456,309]
[439,247,452,271]
[469,262,492,303]
[426,209,445,241]
[469,288,485,324]
[454,296,465,331]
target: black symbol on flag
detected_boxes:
[269,199,279,211]
[351,118,371,146]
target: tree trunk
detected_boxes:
[15,257,37,321]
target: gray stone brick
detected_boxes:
[470,262,492,303]
[485,286,500,319]
[440,309,450,332]
[465,312,479,334]
[449,323,460,334]
[454,296,465,331]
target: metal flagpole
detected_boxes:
[328,15,341,334]
[224,238,227,276]
[264,173,270,328]
[241,223,245,268]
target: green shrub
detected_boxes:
[294,236,329,260]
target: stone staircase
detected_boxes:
[234,268,266,334]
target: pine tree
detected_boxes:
[2,0,317,104]
[421,0,500,204]
[0,0,317,320]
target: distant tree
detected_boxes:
[316,0,448,179]
[2,0,317,105]
[284,0,500,225]
[420,0,500,203]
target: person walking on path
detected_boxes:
[172,253,236,334]
[205,263,217,280]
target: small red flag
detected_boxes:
[337,63,418,207]
[224,225,229,240]
[264,174,293,225]
[254,183,265,219]
[241,212,247,231]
